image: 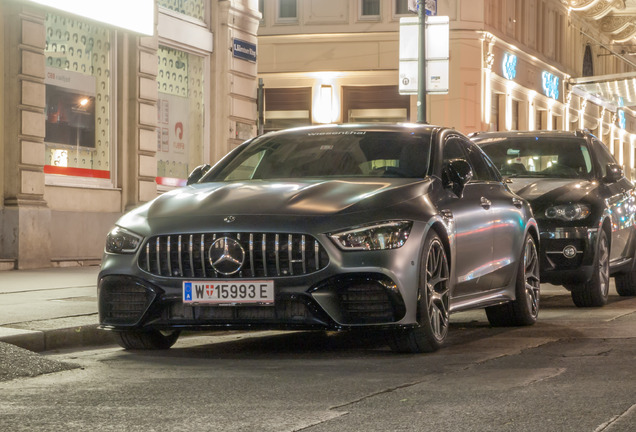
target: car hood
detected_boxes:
[507,177,597,203]
[120,178,431,227]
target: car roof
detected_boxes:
[261,123,442,137]
[470,130,590,142]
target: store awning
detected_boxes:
[570,72,636,111]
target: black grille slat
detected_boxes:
[139,232,329,278]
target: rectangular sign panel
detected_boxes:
[399,17,419,95]
[425,16,449,94]
[398,16,449,95]
[233,38,257,63]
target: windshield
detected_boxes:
[204,130,433,182]
[477,136,593,179]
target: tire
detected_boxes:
[114,330,181,350]
[571,229,610,307]
[486,234,540,327]
[615,271,636,296]
[388,231,450,353]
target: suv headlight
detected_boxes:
[105,227,143,254]
[329,221,413,251]
[544,204,591,221]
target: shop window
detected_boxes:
[349,109,408,123]
[536,110,544,130]
[156,46,205,187]
[583,45,594,77]
[44,13,112,184]
[157,0,206,22]
[489,93,500,131]
[511,99,519,131]
[342,86,410,123]
[264,87,312,132]
[361,0,380,18]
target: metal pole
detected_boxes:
[257,78,264,135]
[417,0,427,123]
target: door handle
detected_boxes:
[512,197,524,208]
[480,197,491,209]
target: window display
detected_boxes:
[156,46,205,186]
[158,0,206,21]
[44,13,111,180]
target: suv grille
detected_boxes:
[138,232,329,278]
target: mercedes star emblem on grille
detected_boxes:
[208,237,245,275]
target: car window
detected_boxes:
[592,139,616,178]
[466,143,499,181]
[443,136,495,181]
[207,130,433,181]
[477,136,593,179]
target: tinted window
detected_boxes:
[477,136,593,179]
[206,130,433,181]
[443,137,496,181]
[592,139,617,178]
[466,143,499,181]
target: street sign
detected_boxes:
[233,38,257,63]
[408,0,437,16]
[398,16,449,95]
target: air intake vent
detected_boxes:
[99,276,155,325]
[138,232,329,278]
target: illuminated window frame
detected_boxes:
[43,14,116,189]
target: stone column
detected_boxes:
[1,3,51,269]
[118,29,158,212]
[209,0,260,164]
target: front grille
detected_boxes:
[99,277,156,325]
[543,239,585,270]
[138,232,329,278]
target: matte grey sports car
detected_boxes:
[472,130,636,307]
[99,124,539,353]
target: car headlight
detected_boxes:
[105,227,143,254]
[544,204,591,221]
[329,221,413,251]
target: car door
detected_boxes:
[439,135,495,297]
[465,141,525,290]
[592,139,635,261]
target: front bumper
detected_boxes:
[98,272,408,332]
[539,226,598,285]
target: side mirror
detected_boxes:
[186,164,212,185]
[603,163,623,184]
[443,159,473,197]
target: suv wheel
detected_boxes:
[571,230,610,307]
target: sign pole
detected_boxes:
[417,0,427,123]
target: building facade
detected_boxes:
[257,0,636,176]
[0,0,260,269]
[3,0,636,270]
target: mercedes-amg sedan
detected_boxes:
[99,124,539,353]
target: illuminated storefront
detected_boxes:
[0,0,260,269]
[257,1,636,181]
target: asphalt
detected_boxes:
[0,265,115,352]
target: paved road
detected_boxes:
[0,285,634,432]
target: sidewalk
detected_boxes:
[0,266,115,352]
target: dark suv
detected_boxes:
[472,130,636,307]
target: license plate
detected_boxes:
[182,281,274,305]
